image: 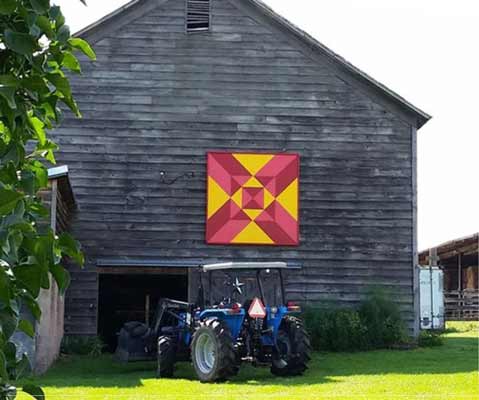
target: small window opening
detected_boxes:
[186,0,210,33]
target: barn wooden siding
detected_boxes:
[52,0,419,336]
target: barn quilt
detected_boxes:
[206,152,299,245]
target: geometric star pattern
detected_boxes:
[206,152,299,245]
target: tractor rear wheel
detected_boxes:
[271,316,311,377]
[191,318,239,382]
[157,335,177,378]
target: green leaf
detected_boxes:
[62,51,81,73]
[50,264,70,294]
[40,267,50,289]
[49,5,60,19]
[0,162,17,186]
[29,0,50,14]
[0,75,20,88]
[35,139,58,163]
[1,143,24,166]
[3,342,16,363]
[35,15,55,39]
[30,161,48,189]
[0,350,8,380]
[62,95,81,117]
[13,265,42,298]
[0,311,18,341]
[0,187,23,216]
[18,319,35,338]
[22,75,49,95]
[28,201,49,218]
[22,384,45,400]
[68,37,96,61]
[57,24,70,44]
[4,30,38,56]
[0,87,17,109]
[0,0,16,15]
[21,293,41,320]
[29,24,41,38]
[15,353,32,380]
[46,72,71,98]
[2,200,25,227]
[19,170,36,195]
[28,116,46,145]
[0,269,12,303]
[58,232,84,266]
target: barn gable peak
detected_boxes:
[75,0,430,128]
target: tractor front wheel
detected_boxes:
[191,318,239,382]
[157,335,177,378]
[271,316,311,377]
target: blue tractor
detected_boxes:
[116,262,311,382]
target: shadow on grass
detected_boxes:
[23,337,478,389]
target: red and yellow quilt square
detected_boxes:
[206,152,299,245]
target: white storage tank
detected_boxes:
[419,266,445,330]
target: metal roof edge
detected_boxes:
[47,165,69,179]
[96,258,302,269]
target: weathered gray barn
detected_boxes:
[52,0,430,349]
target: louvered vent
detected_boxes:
[186,0,210,33]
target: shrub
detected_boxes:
[358,289,407,349]
[304,289,406,352]
[418,330,444,347]
[304,308,367,352]
[61,336,105,357]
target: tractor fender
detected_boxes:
[198,309,246,341]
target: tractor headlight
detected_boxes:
[270,307,278,314]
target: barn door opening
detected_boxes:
[98,271,188,352]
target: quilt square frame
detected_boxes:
[206,151,300,246]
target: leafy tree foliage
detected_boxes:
[0,1,94,398]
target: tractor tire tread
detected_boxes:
[271,315,311,377]
[157,335,177,378]
[192,318,239,382]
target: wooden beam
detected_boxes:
[411,125,420,338]
[50,179,58,233]
[458,253,462,292]
[439,243,478,260]
[145,294,150,326]
[97,267,187,276]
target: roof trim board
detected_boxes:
[234,0,431,128]
[96,258,302,269]
[203,262,289,271]
[73,0,431,129]
[47,165,69,179]
[419,233,479,257]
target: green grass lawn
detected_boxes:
[19,321,478,400]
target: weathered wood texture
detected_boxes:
[54,0,417,335]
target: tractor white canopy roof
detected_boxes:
[202,262,287,272]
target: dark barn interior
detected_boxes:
[98,273,188,351]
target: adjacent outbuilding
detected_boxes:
[419,233,478,321]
